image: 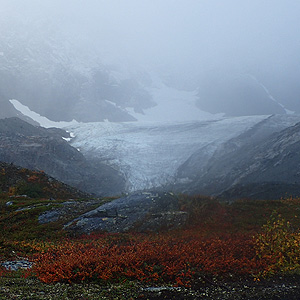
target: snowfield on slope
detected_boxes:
[65,116,269,191]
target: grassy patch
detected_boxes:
[0,276,142,300]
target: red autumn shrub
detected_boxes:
[28,230,265,286]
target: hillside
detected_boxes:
[0,161,87,199]
[0,117,125,196]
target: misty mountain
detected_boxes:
[196,73,288,116]
[0,18,156,123]
[0,117,124,196]
[2,0,300,201]
[1,4,300,122]
[176,115,300,199]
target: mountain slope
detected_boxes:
[176,115,300,198]
[0,118,124,196]
[0,15,156,123]
[196,73,289,116]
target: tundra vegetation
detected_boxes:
[1,166,300,298]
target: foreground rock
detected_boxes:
[1,260,33,271]
[65,191,187,233]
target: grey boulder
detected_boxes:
[65,191,187,233]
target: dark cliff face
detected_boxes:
[0,118,125,196]
[175,115,300,199]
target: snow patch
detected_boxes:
[9,99,79,128]
[127,84,223,122]
[105,99,119,108]
[62,137,72,142]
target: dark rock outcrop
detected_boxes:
[0,98,38,125]
[38,199,105,224]
[65,191,187,233]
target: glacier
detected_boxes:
[65,116,270,192]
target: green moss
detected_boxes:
[16,182,44,199]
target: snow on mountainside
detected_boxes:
[65,116,268,192]
[196,73,293,116]
[9,100,79,128]
[126,77,221,122]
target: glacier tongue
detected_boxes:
[65,116,268,192]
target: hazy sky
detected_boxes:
[2,0,300,73]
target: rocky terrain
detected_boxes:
[1,276,300,300]
[64,191,187,233]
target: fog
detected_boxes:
[4,1,299,69]
[1,0,300,117]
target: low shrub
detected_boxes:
[256,211,300,277]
